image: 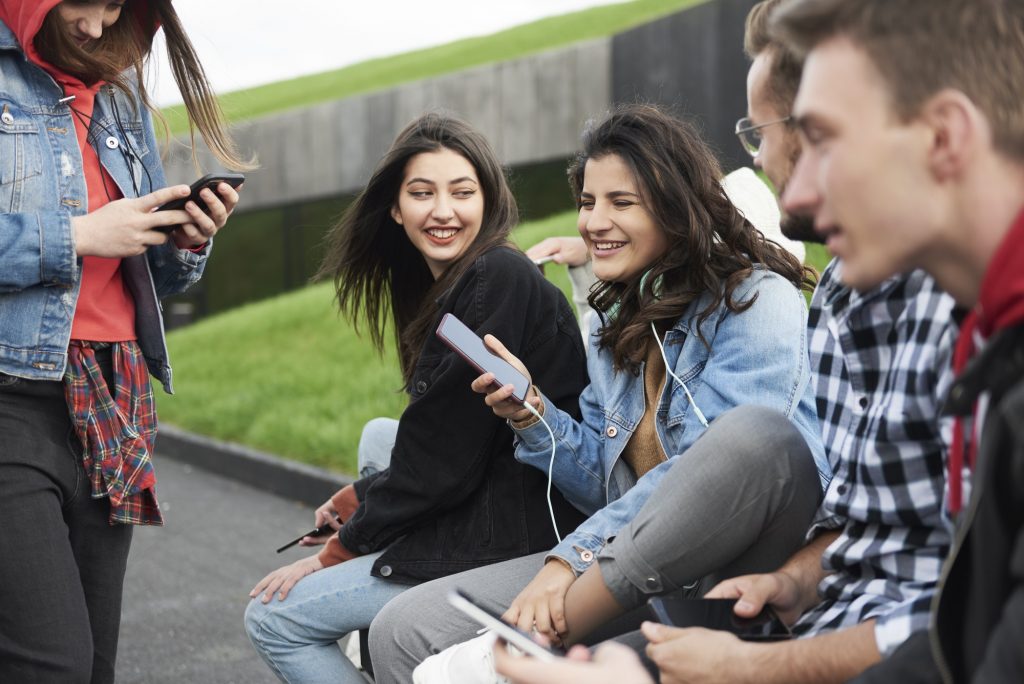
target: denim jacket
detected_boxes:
[0,20,207,393]
[514,269,830,574]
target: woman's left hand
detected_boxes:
[503,560,577,645]
[171,181,242,249]
[249,553,323,604]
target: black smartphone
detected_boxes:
[154,172,245,232]
[435,313,530,403]
[647,597,793,641]
[447,589,557,662]
[274,516,340,554]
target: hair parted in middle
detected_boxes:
[569,103,816,374]
[316,111,518,388]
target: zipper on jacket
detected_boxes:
[929,460,985,684]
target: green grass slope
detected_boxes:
[162,0,704,134]
[157,210,831,475]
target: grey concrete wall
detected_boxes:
[611,0,758,171]
[163,39,611,212]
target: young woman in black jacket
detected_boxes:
[244,112,588,683]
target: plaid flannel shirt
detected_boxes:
[793,260,958,656]
[63,341,162,526]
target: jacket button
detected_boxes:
[415,380,428,393]
[1,112,13,125]
[379,565,393,577]
[606,426,618,438]
[579,550,594,562]
[105,136,119,149]
[645,576,661,591]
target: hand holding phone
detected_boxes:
[275,517,340,554]
[447,589,558,662]
[154,173,245,233]
[647,597,793,641]
[436,314,531,403]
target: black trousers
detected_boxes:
[0,351,133,684]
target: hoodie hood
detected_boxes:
[0,0,64,73]
[0,0,159,92]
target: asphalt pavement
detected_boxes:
[117,456,343,683]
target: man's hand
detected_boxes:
[503,560,577,644]
[705,571,806,626]
[493,640,654,684]
[643,621,761,684]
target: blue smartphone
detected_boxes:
[435,314,530,403]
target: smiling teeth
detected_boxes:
[594,241,627,251]
[427,228,458,239]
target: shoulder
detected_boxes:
[462,245,546,291]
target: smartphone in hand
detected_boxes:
[447,589,557,662]
[647,597,793,641]
[154,173,245,232]
[435,314,530,403]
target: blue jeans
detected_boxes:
[244,552,409,683]
[244,417,402,683]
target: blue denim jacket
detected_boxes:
[0,20,208,392]
[515,269,830,574]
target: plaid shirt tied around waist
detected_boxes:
[793,262,957,656]
[63,340,163,526]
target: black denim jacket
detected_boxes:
[339,246,589,584]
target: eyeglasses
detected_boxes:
[734,116,792,158]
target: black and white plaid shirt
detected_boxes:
[793,260,959,656]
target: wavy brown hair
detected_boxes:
[316,112,519,388]
[569,104,816,373]
[36,0,253,171]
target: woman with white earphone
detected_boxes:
[370,105,831,684]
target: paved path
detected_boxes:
[117,456,336,683]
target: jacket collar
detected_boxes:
[0,19,20,51]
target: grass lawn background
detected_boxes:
[157,211,831,475]
[161,0,704,134]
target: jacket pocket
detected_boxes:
[0,100,43,212]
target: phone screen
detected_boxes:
[647,598,793,641]
[447,589,557,662]
[435,314,530,402]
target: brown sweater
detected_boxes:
[622,341,669,478]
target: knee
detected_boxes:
[244,597,280,650]
[357,417,397,477]
[708,405,806,462]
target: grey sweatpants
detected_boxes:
[368,405,822,683]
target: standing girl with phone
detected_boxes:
[244,112,588,683]
[373,104,831,684]
[0,1,251,682]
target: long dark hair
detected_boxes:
[35,0,253,171]
[316,112,519,388]
[570,104,815,373]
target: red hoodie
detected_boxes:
[948,208,1024,513]
[0,0,140,341]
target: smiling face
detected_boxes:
[391,148,485,280]
[55,0,125,47]
[782,36,942,291]
[577,154,668,283]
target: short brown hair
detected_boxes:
[772,0,1024,161]
[744,0,804,114]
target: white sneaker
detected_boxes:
[413,632,511,684]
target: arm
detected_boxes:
[644,618,880,684]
